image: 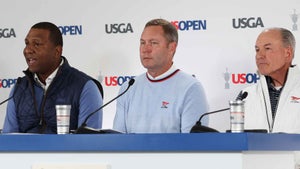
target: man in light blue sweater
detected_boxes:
[113,18,208,133]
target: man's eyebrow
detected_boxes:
[255,43,272,48]
[264,43,272,47]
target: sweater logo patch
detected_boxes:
[161,101,169,108]
[290,96,300,103]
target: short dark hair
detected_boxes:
[145,18,178,44]
[31,22,63,47]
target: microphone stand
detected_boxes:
[74,79,135,134]
[190,108,229,133]
[0,77,21,106]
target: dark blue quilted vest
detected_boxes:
[13,57,92,133]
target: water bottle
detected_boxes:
[229,100,245,133]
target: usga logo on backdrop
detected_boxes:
[224,68,259,89]
[0,78,18,89]
[105,23,133,34]
[0,28,16,38]
[232,17,264,29]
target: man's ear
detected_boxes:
[168,42,177,54]
[55,45,63,58]
[285,46,293,62]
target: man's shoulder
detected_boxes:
[60,58,93,81]
[67,66,93,81]
[174,70,201,84]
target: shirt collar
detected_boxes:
[147,64,177,81]
[266,76,282,91]
[34,58,64,91]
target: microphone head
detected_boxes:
[236,91,248,101]
[241,91,248,100]
[128,78,135,86]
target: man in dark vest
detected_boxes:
[2,22,103,134]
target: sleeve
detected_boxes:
[181,82,209,133]
[2,87,19,133]
[78,80,103,129]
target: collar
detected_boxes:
[146,65,180,82]
[147,65,177,80]
[34,58,64,91]
[266,76,282,91]
[264,66,291,90]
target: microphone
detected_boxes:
[74,78,135,134]
[0,77,21,106]
[190,91,248,133]
[235,90,248,101]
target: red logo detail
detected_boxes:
[291,96,300,101]
[161,101,169,108]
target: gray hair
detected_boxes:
[264,27,296,58]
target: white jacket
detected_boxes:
[242,65,300,133]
